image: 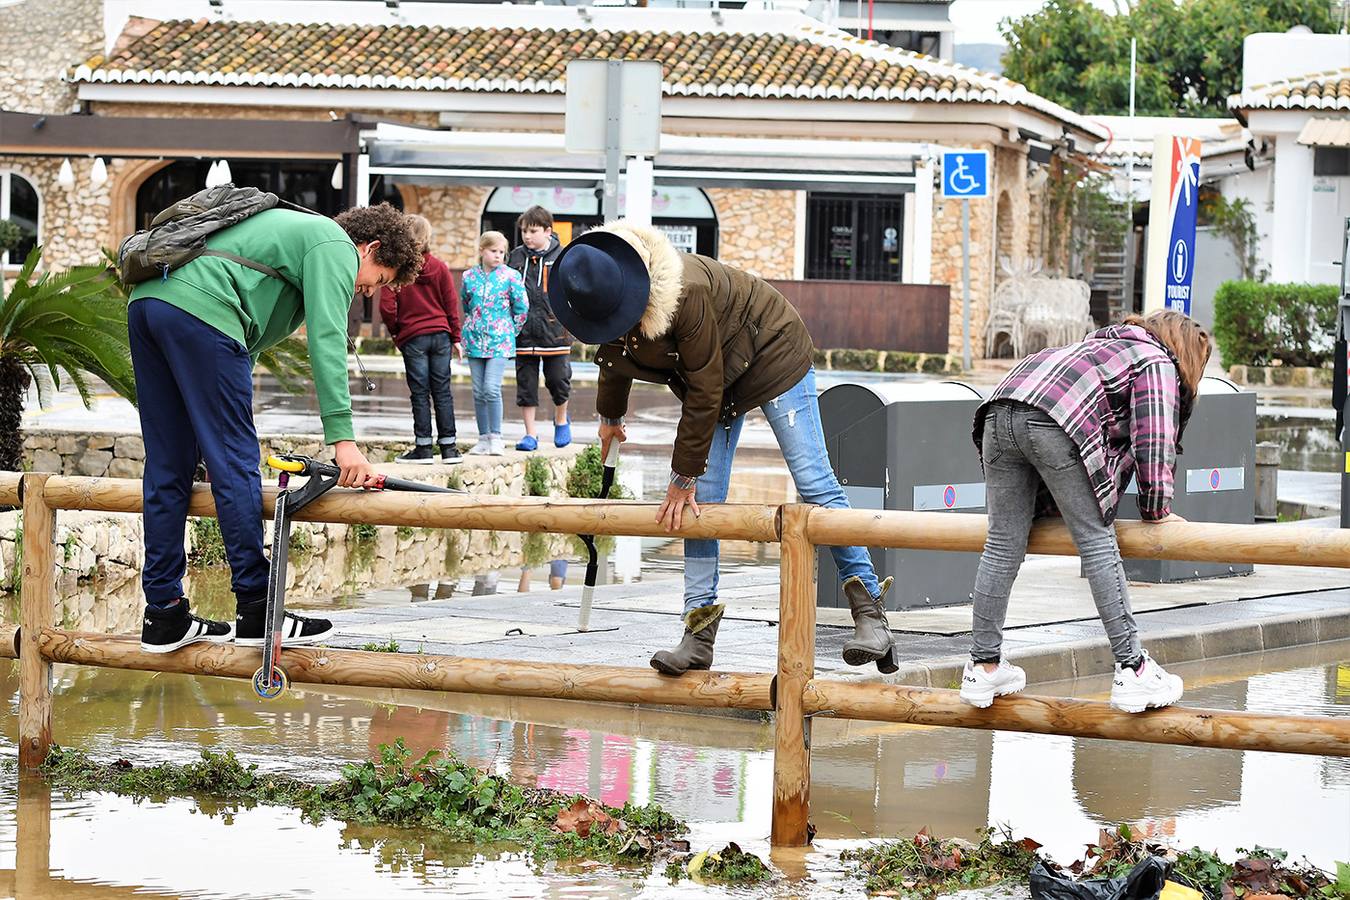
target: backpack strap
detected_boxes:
[200,249,285,281]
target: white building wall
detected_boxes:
[1218,165,1274,278]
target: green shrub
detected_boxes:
[524,457,551,496]
[359,336,398,356]
[350,523,378,543]
[571,342,593,362]
[811,347,830,369]
[1212,281,1338,369]
[830,348,881,371]
[189,517,226,567]
[920,354,947,374]
[0,219,22,254]
[565,445,632,500]
[883,351,920,373]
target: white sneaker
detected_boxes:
[1110,650,1183,713]
[467,438,492,455]
[959,659,1027,708]
[487,434,504,456]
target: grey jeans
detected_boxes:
[972,400,1142,666]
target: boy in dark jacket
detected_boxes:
[508,206,572,450]
[129,202,421,654]
[379,214,464,464]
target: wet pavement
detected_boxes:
[1,643,1346,898]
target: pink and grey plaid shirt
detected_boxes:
[972,324,1182,524]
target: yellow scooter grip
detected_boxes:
[265,455,306,474]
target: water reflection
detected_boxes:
[2,644,1346,897]
[1257,415,1341,473]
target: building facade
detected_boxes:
[1,0,1106,356]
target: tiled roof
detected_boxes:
[66,14,1102,136]
[1228,69,1350,111]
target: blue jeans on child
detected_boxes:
[129,298,268,609]
[468,356,508,436]
[401,332,457,447]
[683,367,881,614]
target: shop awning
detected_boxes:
[364,124,930,194]
[1298,117,1350,148]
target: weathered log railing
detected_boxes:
[3,470,1349,848]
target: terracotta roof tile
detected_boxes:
[70,17,1003,102]
[1229,68,1350,111]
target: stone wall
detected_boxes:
[704,187,797,279]
[21,428,577,484]
[0,154,128,270]
[402,185,493,269]
[0,447,582,606]
[0,0,102,115]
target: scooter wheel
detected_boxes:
[252,665,288,699]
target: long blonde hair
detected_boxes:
[1123,310,1211,398]
[1124,310,1212,445]
[404,214,433,254]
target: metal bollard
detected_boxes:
[1254,441,1280,523]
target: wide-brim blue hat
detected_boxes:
[547,231,650,345]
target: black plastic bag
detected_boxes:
[1030,856,1169,900]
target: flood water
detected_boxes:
[1,642,1346,899]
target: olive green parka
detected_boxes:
[593,221,814,478]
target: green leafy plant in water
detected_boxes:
[565,445,631,500]
[842,826,1044,898]
[41,741,687,866]
[665,842,772,885]
[360,639,400,654]
[188,517,226,567]
[524,456,551,497]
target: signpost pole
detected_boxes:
[603,59,623,222]
[961,198,972,372]
[1338,217,1349,528]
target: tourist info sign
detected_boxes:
[1144,135,1202,315]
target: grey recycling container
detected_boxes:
[1115,375,1257,582]
[817,380,985,610]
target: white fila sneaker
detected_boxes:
[1110,650,1183,713]
[959,659,1027,708]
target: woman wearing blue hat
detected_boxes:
[548,221,895,676]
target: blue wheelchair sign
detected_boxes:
[941,150,990,199]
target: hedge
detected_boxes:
[1212,281,1338,369]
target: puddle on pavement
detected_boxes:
[0,641,1346,899]
[1256,413,1341,473]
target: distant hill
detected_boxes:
[955,42,1005,74]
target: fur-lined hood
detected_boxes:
[589,220,684,340]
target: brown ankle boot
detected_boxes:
[650,604,724,676]
[842,576,897,673]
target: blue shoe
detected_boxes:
[554,419,572,448]
[515,434,538,452]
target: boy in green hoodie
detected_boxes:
[128,202,422,653]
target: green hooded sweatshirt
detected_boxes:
[129,208,359,444]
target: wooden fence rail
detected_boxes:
[6,471,1350,848]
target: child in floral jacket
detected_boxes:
[461,231,528,455]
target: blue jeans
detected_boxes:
[468,356,508,436]
[401,332,457,446]
[684,367,880,613]
[129,298,267,609]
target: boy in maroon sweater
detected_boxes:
[379,215,464,464]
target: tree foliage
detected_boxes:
[1001,0,1340,117]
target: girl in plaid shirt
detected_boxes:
[960,310,1211,714]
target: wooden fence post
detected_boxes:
[18,473,55,770]
[771,504,814,847]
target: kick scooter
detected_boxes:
[251,452,461,699]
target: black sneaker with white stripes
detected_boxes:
[234,600,335,647]
[140,599,234,654]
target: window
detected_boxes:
[136,159,386,229]
[1313,148,1350,177]
[1,171,40,267]
[805,194,903,282]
